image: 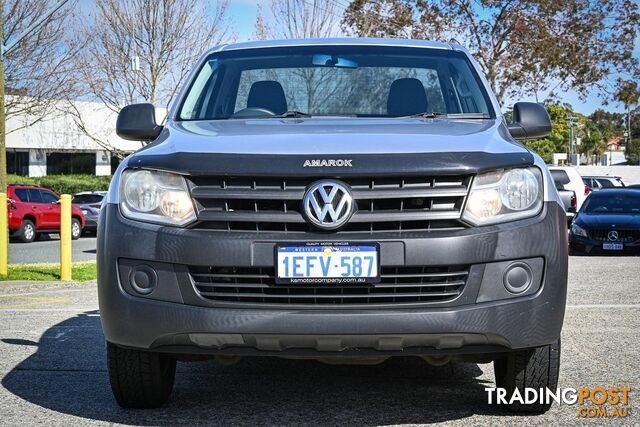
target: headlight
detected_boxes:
[120,169,196,226]
[571,223,588,238]
[462,167,543,226]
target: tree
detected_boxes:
[625,105,640,165]
[255,0,340,40]
[523,103,586,163]
[588,109,624,142]
[70,0,233,157]
[2,0,79,130]
[614,79,640,163]
[342,0,640,104]
[253,0,341,113]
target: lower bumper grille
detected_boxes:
[189,266,469,306]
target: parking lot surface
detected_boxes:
[0,255,638,426]
[9,237,97,264]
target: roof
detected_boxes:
[582,176,622,179]
[210,38,454,55]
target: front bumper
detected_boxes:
[97,202,568,355]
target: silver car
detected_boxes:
[72,191,107,234]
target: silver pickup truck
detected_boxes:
[98,38,568,412]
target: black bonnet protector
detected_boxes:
[129,151,535,177]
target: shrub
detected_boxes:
[7,174,113,195]
[7,174,38,186]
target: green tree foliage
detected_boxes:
[522,104,585,163]
[588,109,625,141]
[342,0,640,104]
[626,106,640,165]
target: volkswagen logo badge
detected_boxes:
[303,180,354,230]
[607,230,619,241]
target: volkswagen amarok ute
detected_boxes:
[98,39,567,412]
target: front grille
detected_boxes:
[588,229,640,243]
[188,175,472,233]
[190,266,469,306]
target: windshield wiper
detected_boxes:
[273,110,311,118]
[401,112,490,119]
[404,111,449,118]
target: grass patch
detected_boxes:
[0,261,97,282]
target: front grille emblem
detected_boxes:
[303,180,354,230]
[608,230,619,241]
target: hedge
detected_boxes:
[7,174,113,196]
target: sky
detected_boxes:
[225,0,639,116]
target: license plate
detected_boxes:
[603,242,623,250]
[276,243,380,284]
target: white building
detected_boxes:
[6,97,151,177]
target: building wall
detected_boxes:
[5,97,163,177]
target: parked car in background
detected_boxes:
[548,166,590,210]
[7,185,85,243]
[550,174,577,225]
[72,191,107,235]
[570,188,640,254]
[582,175,625,191]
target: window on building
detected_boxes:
[47,152,96,175]
[7,151,29,176]
[111,155,121,175]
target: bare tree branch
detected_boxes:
[70,0,235,153]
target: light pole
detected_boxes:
[0,0,71,191]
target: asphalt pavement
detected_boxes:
[0,255,638,425]
[9,236,97,264]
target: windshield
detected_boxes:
[582,193,640,214]
[178,46,493,120]
[72,194,104,204]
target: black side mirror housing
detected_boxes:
[116,103,163,141]
[508,102,552,140]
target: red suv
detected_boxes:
[7,185,85,243]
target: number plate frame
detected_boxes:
[274,242,381,285]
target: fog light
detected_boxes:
[129,265,157,295]
[503,262,532,294]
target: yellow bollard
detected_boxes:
[60,194,72,281]
[0,193,8,277]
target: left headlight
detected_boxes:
[462,167,543,226]
[120,169,196,226]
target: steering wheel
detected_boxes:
[232,107,277,118]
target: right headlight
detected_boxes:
[462,167,543,226]
[571,223,588,238]
[120,169,196,226]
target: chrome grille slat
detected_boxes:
[190,266,469,306]
[189,175,471,233]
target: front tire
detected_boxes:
[18,220,36,243]
[106,341,176,408]
[493,339,560,413]
[71,218,82,240]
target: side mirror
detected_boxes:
[116,103,163,141]
[508,102,552,140]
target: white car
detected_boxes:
[548,166,590,211]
